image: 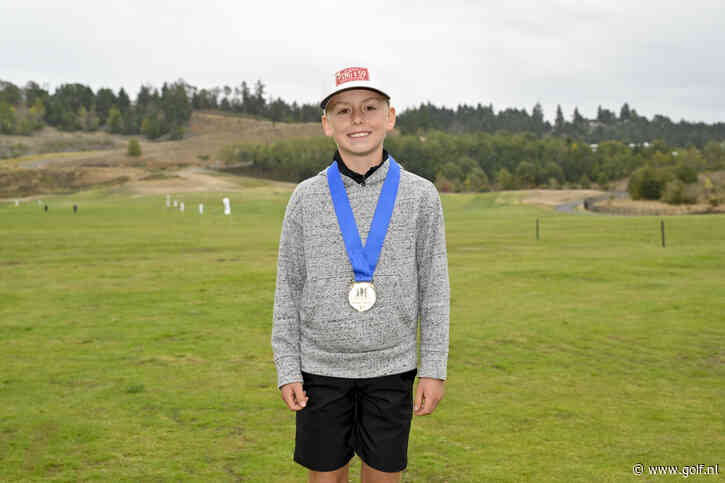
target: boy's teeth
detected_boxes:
[350,133,369,137]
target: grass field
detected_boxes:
[1,185,723,482]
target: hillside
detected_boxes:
[0,111,322,198]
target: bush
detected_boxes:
[127,139,141,157]
[628,166,672,200]
[434,173,458,193]
[169,125,184,140]
[579,174,592,189]
[662,180,684,204]
[496,167,516,190]
[463,167,489,192]
[674,163,698,184]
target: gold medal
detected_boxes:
[348,281,376,312]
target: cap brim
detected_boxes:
[321,86,390,110]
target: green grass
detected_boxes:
[1,189,723,482]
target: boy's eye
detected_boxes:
[336,108,350,115]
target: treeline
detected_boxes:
[0,78,320,140]
[0,79,191,139]
[3,78,725,148]
[220,131,725,195]
[191,81,320,124]
[396,102,725,149]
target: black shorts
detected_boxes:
[294,368,417,473]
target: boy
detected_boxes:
[272,66,450,483]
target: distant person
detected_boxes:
[73,204,78,213]
[44,205,48,212]
[272,66,450,483]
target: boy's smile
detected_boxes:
[322,89,396,172]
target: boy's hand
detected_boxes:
[280,382,308,411]
[414,377,445,416]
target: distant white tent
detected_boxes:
[180,202,185,212]
[223,197,231,215]
[166,194,171,208]
[199,203,204,215]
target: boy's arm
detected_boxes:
[271,188,306,389]
[416,185,450,381]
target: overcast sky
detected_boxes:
[2,0,724,123]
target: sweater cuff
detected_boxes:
[419,350,448,380]
[275,356,303,389]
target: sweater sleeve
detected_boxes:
[271,186,306,389]
[416,184,450,380]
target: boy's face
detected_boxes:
[322,89,396,160]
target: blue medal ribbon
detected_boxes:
[327,157,401,283]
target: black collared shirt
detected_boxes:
[334,150,389,185]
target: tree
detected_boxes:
[619,102,631,121]
[628,166,670,200]
[78,105,99,131]
[516,160,537,187]
[141,114,162,139]
[463,167,489,192]
[269,97,286,127]
[23,81,49,108]
[554,104,565,135]
[250,80,266,115]
[95,88,117,124]
[596,105,616,124]
[27,98,46,130]
[107,106,122,134]
[117,88,131,114]
[0,80,22,106]
[531,102,545,135]
[496,167,516,190]
[127,139,141,157]
[0,101,17,134]
[437,161,462,182]
[136,85,153,113]
[240,81,251,113]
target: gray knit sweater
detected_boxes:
[271,158,450,388]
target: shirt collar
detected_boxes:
[334,150,389,185]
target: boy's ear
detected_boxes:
[321,114,333,137]
[386,106,397,132]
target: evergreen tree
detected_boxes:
[619,102,631,120]
[95,88,117,124]
[117,87,131,114]
[554,105,565,135]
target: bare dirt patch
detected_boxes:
[591,198,724,215]
[521,189,606,206]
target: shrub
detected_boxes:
[434,173,458,193]
[579,174,592,189]
[169,125,184,140]
[628,166,672,200]
[662,180,684,204]
[127,139,141,157]
[463,167,489,192]
[496,167,516,190]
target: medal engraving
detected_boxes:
[348,282,376,312]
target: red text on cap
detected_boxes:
[336,67,369,86]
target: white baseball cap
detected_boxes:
[320,66,391,110]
